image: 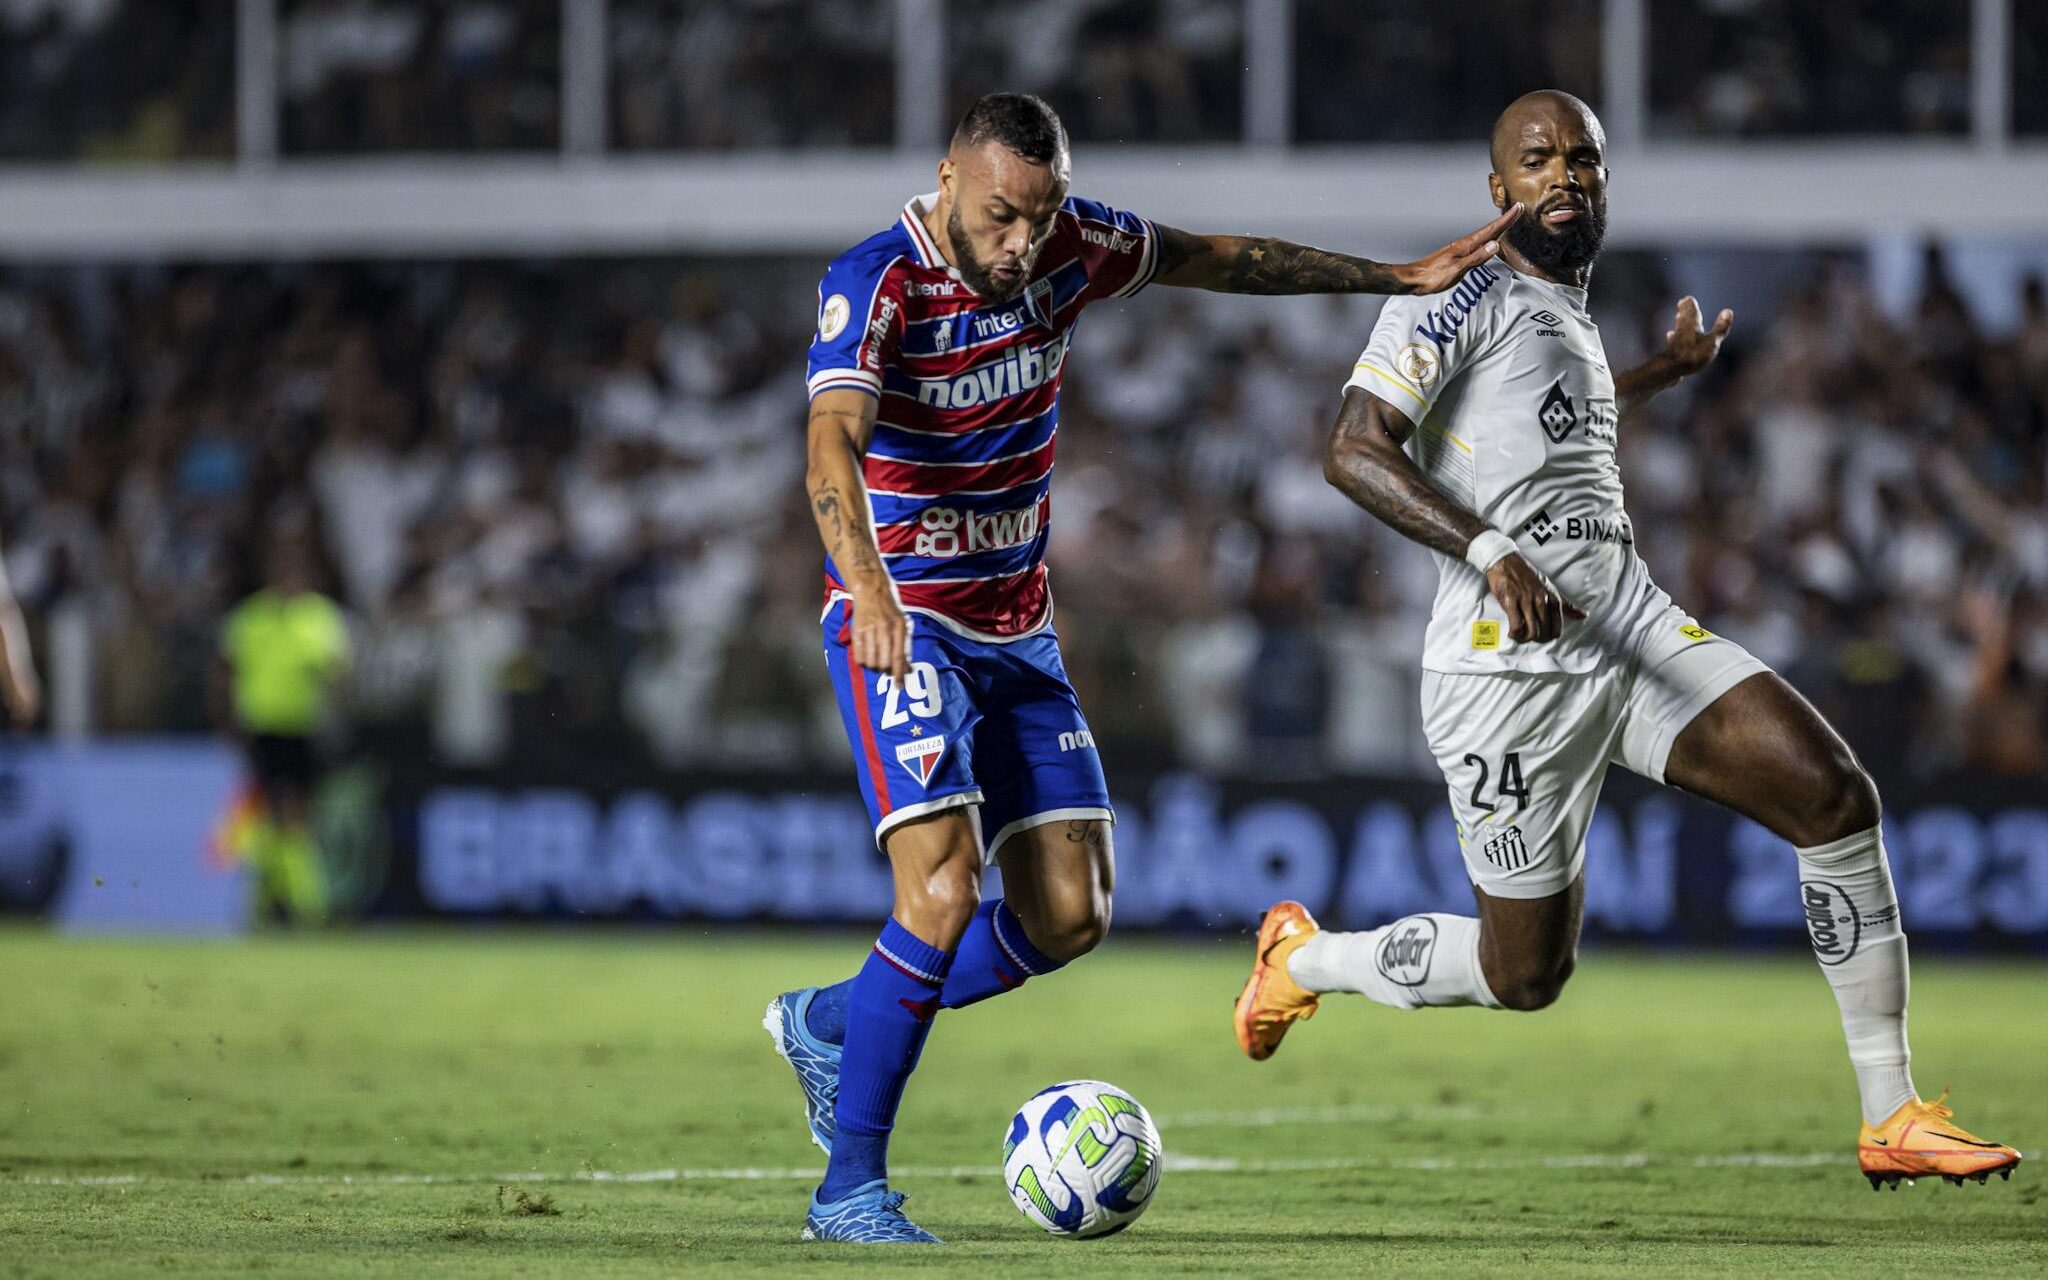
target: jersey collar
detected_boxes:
[900,193,949,271]
[1505,263,1590,310]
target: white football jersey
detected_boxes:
[1347,262,1644,675]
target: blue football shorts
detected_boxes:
[822,598,1113,860]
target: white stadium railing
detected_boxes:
[0,0,2038,258]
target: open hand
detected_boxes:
[1485,553,1586,643]
[1663,296,1734,377]
[1395,205,1524,295]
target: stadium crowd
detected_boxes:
[5,1,2042,159]
[3,240,2047,782]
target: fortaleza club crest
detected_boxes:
[895,730,947,785]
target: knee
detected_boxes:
[1037,897,1111,963]
[1789,755,1882,847]
[899,860,983,940]
[1488,950,1575,1012]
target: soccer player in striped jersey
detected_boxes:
[768,91,1521,1243]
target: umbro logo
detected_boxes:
[1530,309,1564,337]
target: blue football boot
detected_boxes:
[802,1180,942,1244]
[764,987,840,1154]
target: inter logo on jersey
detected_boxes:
[1539,378,1578,442]
[895,732,947,785]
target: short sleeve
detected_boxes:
[1063,196,1159,304]
[805,252,906,400]
[1344,264,1506,425]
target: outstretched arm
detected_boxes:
[806,387,910,683]
[1150,205,1522,297]
[1323,387,1582,643]
[1615,295,1733,415]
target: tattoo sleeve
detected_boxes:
[1152,222,1408,295]
[805,396,889,589]
[1323,388,1487,559]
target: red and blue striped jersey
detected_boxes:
[806,192,1159,640]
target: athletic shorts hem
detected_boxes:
[985,806,1115,860]
[874,791,985,849]
[1467,863,1583,900]
[1639,654,1771,784]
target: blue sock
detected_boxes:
[804,900,1059,1046]
[805,980,851,1045]
[940,899,1061,1010]
[818,918,952,1202]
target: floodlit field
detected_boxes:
[1,928,2041,1277]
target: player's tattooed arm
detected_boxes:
[1322,388,1486,557]
[1324,388,1581,642]
[1615,296,1734,415]
[806,388,911,680]
[1149,206,1522,296]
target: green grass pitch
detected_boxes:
[1,927,2042,1277]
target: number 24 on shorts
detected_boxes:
[1462,751,1529,812]
[877,663,942,729]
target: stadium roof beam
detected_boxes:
[0,147,2043,260]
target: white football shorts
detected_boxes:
[1419,566,1770,900]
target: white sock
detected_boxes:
[1287,913,1503,1010]
[1797,825,1916,1125]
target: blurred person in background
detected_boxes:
[213,528,349,926]
[0,532,41,727]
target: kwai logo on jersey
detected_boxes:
[915,334,1068,408]
[1412,263,1502,349]
[1376,915,1439,987]
[895,731,947,785]
[912,503,1042,559]
[1539,378,1578,442]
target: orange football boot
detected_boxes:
[1233,901,1322,1061]
[1859,1090,2021,1189]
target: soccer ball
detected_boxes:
[1001,1079,1163,1238]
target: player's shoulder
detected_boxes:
[1379,262,1516,350]
[820,223,918,294]
[1056,194,1150,242]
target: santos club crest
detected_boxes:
[896,731,947,785]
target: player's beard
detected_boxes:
[1506,200,1607,281]
[946,204,1030,302]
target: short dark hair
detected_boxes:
[952,92,1068,168]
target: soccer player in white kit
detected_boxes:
[1234,90,2019,1189]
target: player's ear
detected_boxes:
[937,155,955,200]
[1487,171,1507,211]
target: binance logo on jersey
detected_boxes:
[1538,378,1578,442]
